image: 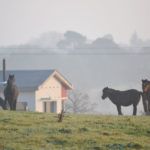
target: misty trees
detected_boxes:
[130,31,150,48]
[91,36,119,49]
[57,31,87,49]
[130,32,143,47]
[65,90,96,113]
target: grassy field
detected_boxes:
[0,111,150,150]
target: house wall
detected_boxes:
[35,76,63,113]
[0,72,71,113]
[61,86,67,98]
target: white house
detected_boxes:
[0,70,73,113]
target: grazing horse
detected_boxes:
[4,75,19,110]
[101,87,142,115]
[142,79,150,113]
[0,97,7,110]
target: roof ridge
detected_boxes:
[0,69,55,72]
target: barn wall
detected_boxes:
[18,91,35,111]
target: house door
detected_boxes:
[50,101,57,113]
[43,101,57,113]
[43,102,50,113]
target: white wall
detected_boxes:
[35,76,63,113]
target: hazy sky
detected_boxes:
[0,0,150,45]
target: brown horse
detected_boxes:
[142,79,150,113]
[4,74,19,110]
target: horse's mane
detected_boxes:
[107,88,121,94]
[107,87,136,93]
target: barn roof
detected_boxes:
[0,70,72,91]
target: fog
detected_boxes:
[0,31,150,115]
[0,0,150,45]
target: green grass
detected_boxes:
[0,111,150,150]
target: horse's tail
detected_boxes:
[139,91,143,96]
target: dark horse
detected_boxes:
[0,97,7,110]
[102,87,142,115]
[4,74,19,110]
[142,79,150,113]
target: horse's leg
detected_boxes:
[10,102,12,110]
[142,94,148,113]
[0,98,4,109]
[133,104,137,116]
[148,100,150,112]
[4,99,8,110]
[13,100,17,110]
[11,100,14,110]
[7,99,10,110]
[10,101,13,110]
[11,101,14,110]
[3,100,7,110]
[12,101,15,110]
[117,105,122,115]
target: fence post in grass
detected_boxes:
[58,109,64,122]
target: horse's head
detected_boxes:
[142,79,150,92]
[102,87,109,100]
[7,74,15,85]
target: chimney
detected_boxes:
[3,59,6,81]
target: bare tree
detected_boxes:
[65,90,96,113]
